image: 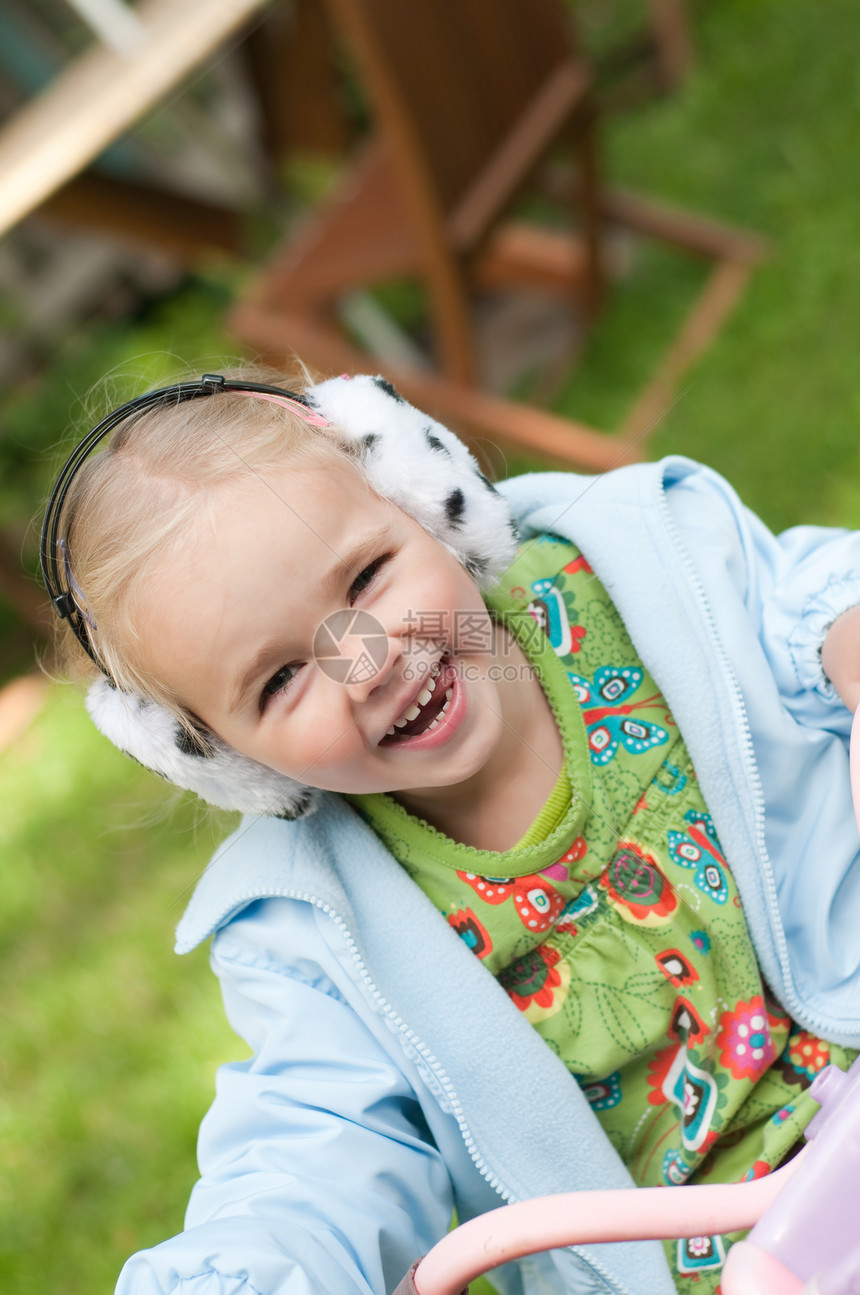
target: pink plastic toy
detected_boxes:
[394,711,860,1295]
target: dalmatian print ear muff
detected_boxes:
[41,373,519,820]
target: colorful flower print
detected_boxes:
[656,948,699,988]
[563,554,592,577]
[690,929,711,955]
[654,759,688,796]
[694,859,729,905]
[513,877,566,932]
[578,1071,622,1111]
[662,1047,725,1152]
[663,1149,693,1185]
[743,1160,772,1182]
[676,1234,725,1275]
[458,869,565,933]
[568,884,598,918]
[528,578,581,659]
[555,884,596,937]
[499,944,569,1021]
[542,837,585,883]
[457,871,514,904]
[779,1030,830,1088]
[447,908,492,959]
[647,1044,681,1107]
[668,997,708,1043]
[717,995,776,1080]
[667,810,729,906]
[600,841,679,926]
[568,666,671,766]
[763,994,791,1036]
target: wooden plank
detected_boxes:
[646,0,693,90]
[40,171,245,258]
[243,0,348,160]
[397,372,643,473]
[543,171,768,266]
[474,221,590,296]
[620,257,752,440]
[598,186,768,265]
[227,302,643,473]
[0,0,270,238]
[246,143,421,306]
[447,60,591,250]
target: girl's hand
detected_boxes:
[821,604,860,712]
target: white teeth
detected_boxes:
[387,675,453,741]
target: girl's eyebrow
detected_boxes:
[228,523,395,714]
[228,638,287,716]
[320,522,394,597]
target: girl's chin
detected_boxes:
[386,727,503,800]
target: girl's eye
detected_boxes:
[262,663,302,703]
[349,554,389,603]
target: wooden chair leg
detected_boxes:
[619,258,752,440]
[425,246,480,385]
[243,0,349,162]
[646,0,694,91]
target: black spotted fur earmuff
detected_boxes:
[58,375,519,820]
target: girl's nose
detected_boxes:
[313,608,402,699]
[343,630,403,702]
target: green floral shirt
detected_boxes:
[351,536,851,1291]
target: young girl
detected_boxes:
[42,368,860,1295]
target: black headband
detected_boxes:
[39,374,313,666]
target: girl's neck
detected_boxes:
[392,631,564,852]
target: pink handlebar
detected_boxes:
[411,1161,802,1295]
[850,706,860,836]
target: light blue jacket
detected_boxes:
[117,459,860,1295]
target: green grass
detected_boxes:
[556,0,860,532]
[3,0,860,1290]
[0,686,240,1292]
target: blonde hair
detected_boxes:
[56,365,349,716]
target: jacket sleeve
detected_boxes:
[666,463,860,737]
[115,901,455,1295]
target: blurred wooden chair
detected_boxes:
[645,0,694,91]
[0,0,278,257]
[598,0,694,103]
[229,0,764,471]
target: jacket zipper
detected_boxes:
[197,883,632,1295]
[654,475,820,1031]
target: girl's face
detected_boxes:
[137,453,514,801]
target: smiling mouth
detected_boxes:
[381,656,454,743]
